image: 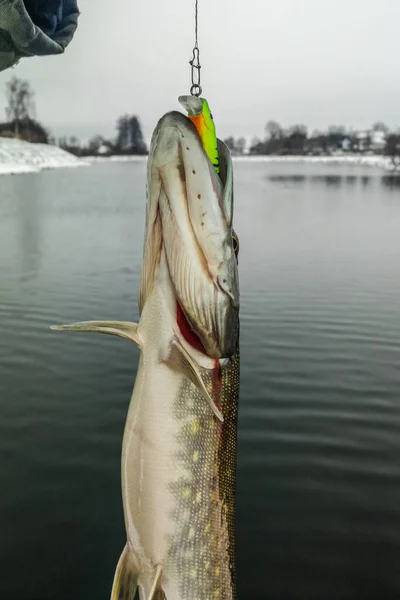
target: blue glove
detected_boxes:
[0,0,79,72]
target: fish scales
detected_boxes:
[166,351,239,600]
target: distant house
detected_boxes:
[349,131,370,153]
[356,131,368,151]
[370,130,386,153]
[97,142,113,156]
[342,137,351,151]
[349,130,386,154]
[0,118,48,144]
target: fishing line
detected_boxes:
[189,0,202,96]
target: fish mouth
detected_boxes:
[140,111,239,359]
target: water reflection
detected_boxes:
[268,171,400,192]
[268,174,373,188]
[381,174,400,190]
[268,174,306,184]
[15,175,42,282]
[323,175,343,187]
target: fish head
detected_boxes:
[140,111,239,359]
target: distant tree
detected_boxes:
[328,125,346,135]
[116,114,147,154]
[0,118,48,143]
[249,137,265,155]
[289,124,307,137]
[129,116,147,154]
[241,119,395,158]
[1,76,49,143]
[327,125,347,150]
[88,135,104,154]
[372,121,389,135]
[311,129,324,138]
[5,77,36,134]
[224,136,246,155]
[265,120,282,140]
[223,136,236,152]
[263,121,284,154]
[306,130,328,155]
[58,135,81,156]
[116,114,129,150]
[235,137,246,155]
[283,124,308,154]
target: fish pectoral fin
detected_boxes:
[111,544,139,600]
[51,321,141,348]
[167,340,224,423]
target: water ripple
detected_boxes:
[2,163,400,599]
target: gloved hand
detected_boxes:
[0,0,79,72]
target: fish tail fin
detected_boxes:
[111,544,139,600]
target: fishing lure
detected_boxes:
[178,95,220,174]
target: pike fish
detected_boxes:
[52,108,240,600]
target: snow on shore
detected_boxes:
[0,137,87,175]
[89,155,147,163]
[0,137,396,175]
[234,154,391,168]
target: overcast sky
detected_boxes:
[0,0,399,142]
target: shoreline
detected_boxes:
[89,153,394,169]
[0,137,398,175]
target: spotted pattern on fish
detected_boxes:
[166,349,239,600]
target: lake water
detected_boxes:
[1,160,400,600]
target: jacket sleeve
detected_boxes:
[0,0,79,72]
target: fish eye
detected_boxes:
[232,231,239,257]
[210,112,214,120]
